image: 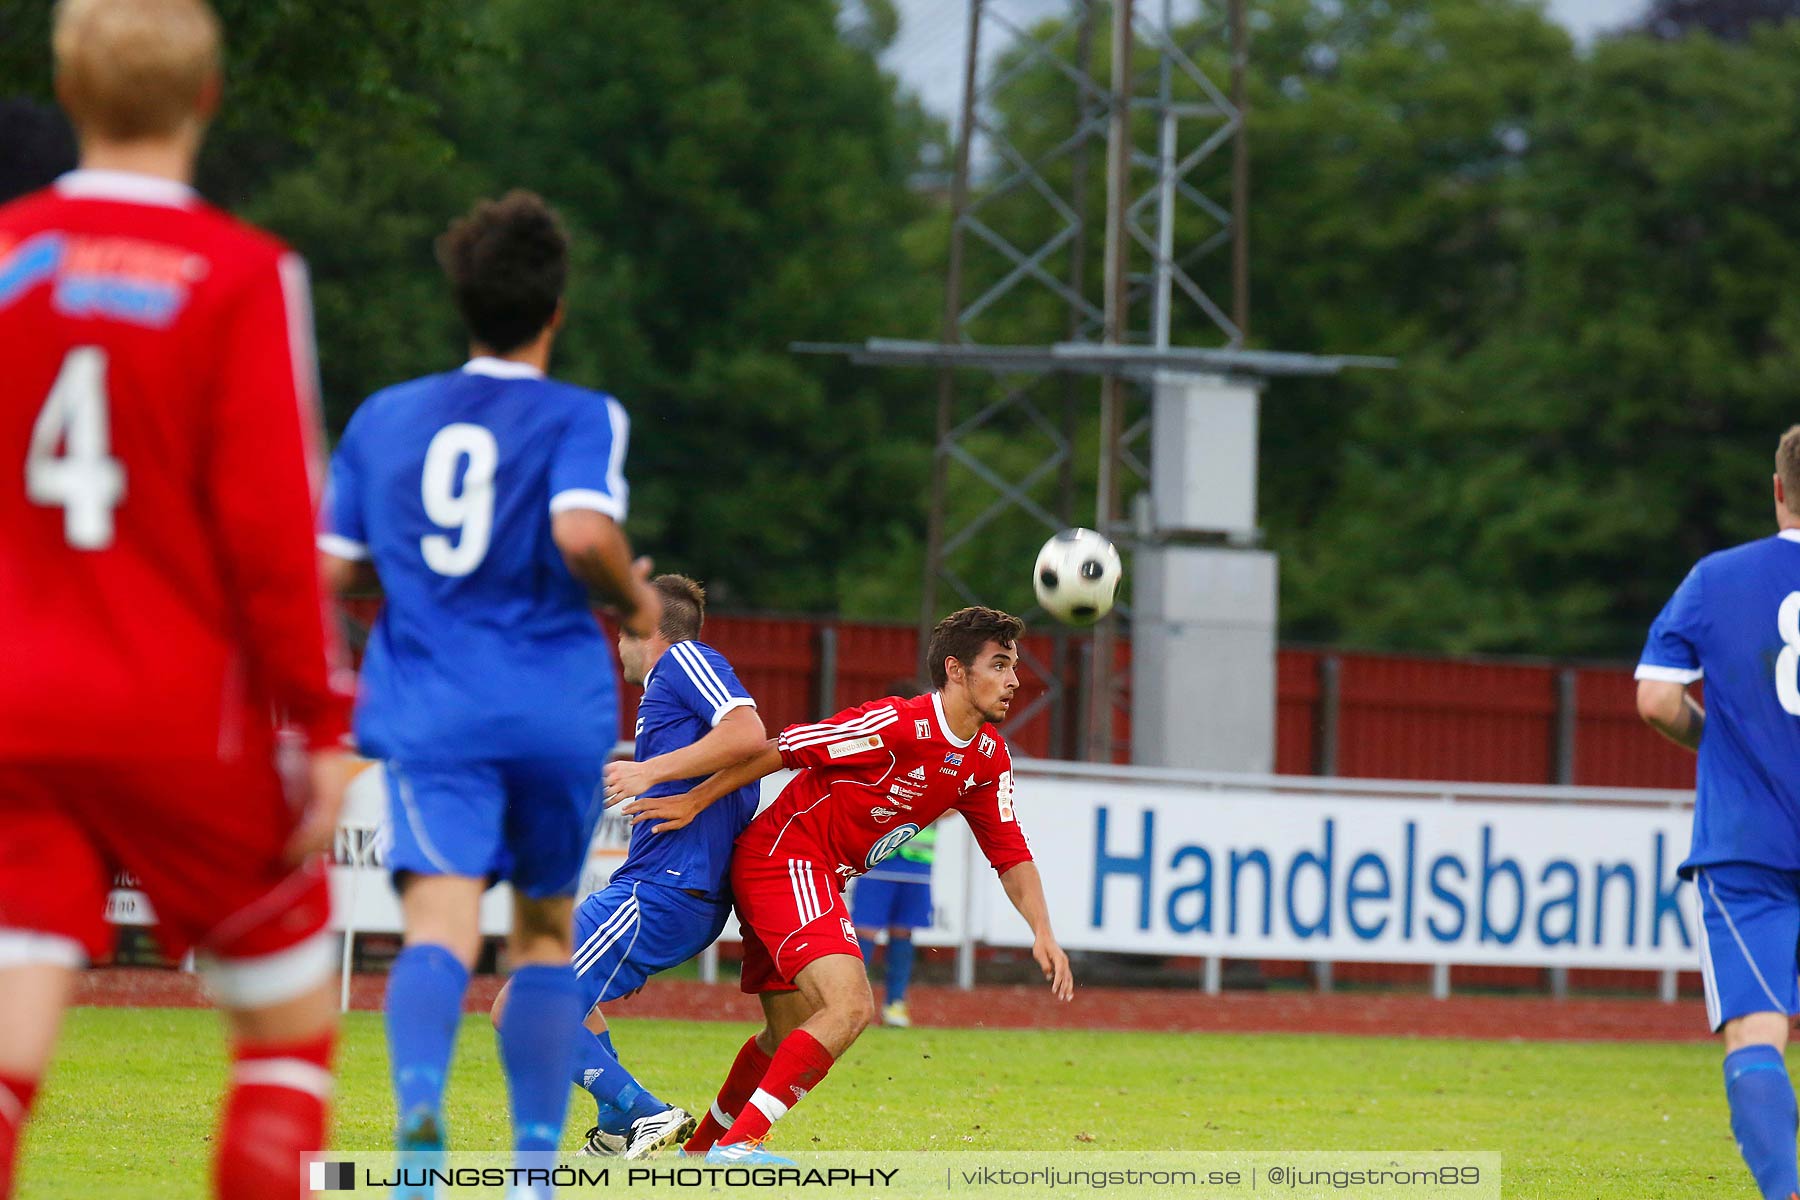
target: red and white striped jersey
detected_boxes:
[738,691,1032,883]
[0,169,350,761]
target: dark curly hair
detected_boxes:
[926,606,1024,689]
[436,190,568,355]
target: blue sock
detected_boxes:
[887,935,916,1003]
[584,1028,632,1134]
[572,1022,666,1126]
[1725,1044,1800,1199]
[384,944,470,1136]
[857,935,876,964]
[498,965,585,1154]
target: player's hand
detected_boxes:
[604,758,660,807]
[1033,935,1074,1001]
[619,790,702,833]
[285,749,359,864]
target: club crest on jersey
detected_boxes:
[959,774,977,794]
[977,733,997,757]
[865,823,922,870]
[915,719,932,740]
[839,919,859,947]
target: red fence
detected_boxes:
[339,604,1692,789]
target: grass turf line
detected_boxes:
[17,1007,1746,1199]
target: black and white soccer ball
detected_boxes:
[1033,527,1122,625]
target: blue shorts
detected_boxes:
[573,876,732,1009]
[382,757,601,899]
[850,874,933,931]
[1693,863,1800,1032]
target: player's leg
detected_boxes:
[381,762,503,1154]
[1695,865,1800,1200]
[712,953,870,1155]
[0,768,114,1200]
[881,878,932,1027]
[491,758,605,1163]
[559,879,707,1158]
[209,967,337,1200]
[0,961,77,1200]
[98,757,342,1200]
[710,855,872,1156]
[683,925,797,1154]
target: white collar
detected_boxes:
[931,691,975,748]
[1780,529,1800,545]
[462,356,544,379]
[55,168,195,208]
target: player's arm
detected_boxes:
[205,251,355,857]
[1637,680,1704,751]
[318,550,378,596]
[1635,564,1706,753]
[605,705,767,804]
[617,699,898,832]
[551,510,659,638]
[998,860,1074,1001]
[959,758,1072,999]
[619,740,784,833]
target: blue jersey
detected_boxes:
[1638,529,1800,874]
[611,640,759,900]
[322,358,628,763]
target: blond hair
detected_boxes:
[54,0,221,141]
[1779,426,1800,517]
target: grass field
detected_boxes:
[16,1007,1748,1199]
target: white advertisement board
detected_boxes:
[187,762,1697,975]
[965,776,1697,970]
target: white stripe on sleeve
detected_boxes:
[670,642,730,711]
[1634,663,1703,684]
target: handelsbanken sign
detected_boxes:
[992,782,1696,970]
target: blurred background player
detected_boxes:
[490,574,765,1159]
[848,676,941,1029]
[623,606,1074,1162]
[1636,425,1800,1200]
[317,192,661,1185]
[0,2,356,1198]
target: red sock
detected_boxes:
[718,1029,835,1148]
[215,1031,335,1200]
[685,1035,773,1152]
[0,1074,40,1200]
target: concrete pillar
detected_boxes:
[1131,371,1277,773]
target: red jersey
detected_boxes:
[741,691,1032,882]
[0,169,350,761]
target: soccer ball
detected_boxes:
[1033,528,1122,625]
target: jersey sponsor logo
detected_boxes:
[864,823,922,870]
[915,719,932,739]
[939,765,959,776]
[943,751,964,766]
[904,766,927,782]
[997,770,1016,822]
[977,733,997,757]
[827,733,883,758]
[0,233,207,326]
[869,805,902,823]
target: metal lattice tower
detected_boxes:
[924,0,1249,760]
[801,0,1386,762]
